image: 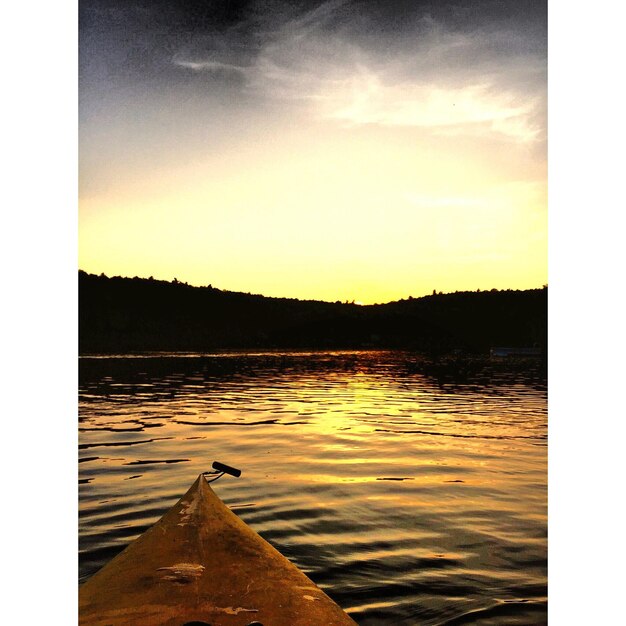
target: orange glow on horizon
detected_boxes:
[79,119,546,304]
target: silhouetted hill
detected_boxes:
[79,271,547,354]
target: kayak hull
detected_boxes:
[79,475,356,625]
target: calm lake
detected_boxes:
[78,351,547,625]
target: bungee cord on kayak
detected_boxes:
[203,460,242,483]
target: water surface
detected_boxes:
[79,351,547,625]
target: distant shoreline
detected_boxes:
[78,270,546,307]
[79,271,547,355]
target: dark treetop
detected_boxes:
[79,271,547,355]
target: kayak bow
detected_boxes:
[79,474,357,625]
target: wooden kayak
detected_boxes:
[79,474,357,625]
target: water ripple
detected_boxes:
[79,351,546,623]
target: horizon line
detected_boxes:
[79,269,548,307]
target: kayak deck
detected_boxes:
[79,474,357,625]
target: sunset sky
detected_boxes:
[79,0,547,304]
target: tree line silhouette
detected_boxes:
[79,271,547,354]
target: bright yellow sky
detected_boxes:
[79,2,547,304]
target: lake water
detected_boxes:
[79,351,547,625]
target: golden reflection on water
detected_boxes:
[79,351,546,625]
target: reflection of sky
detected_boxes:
[80,1,547,304]
[79,351,547,624]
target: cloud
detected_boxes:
[174,59,250,74]
[315,75,542,143]
[168,1,546,143]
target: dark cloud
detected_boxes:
[80,0,546,85]
[80,0,546,152]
